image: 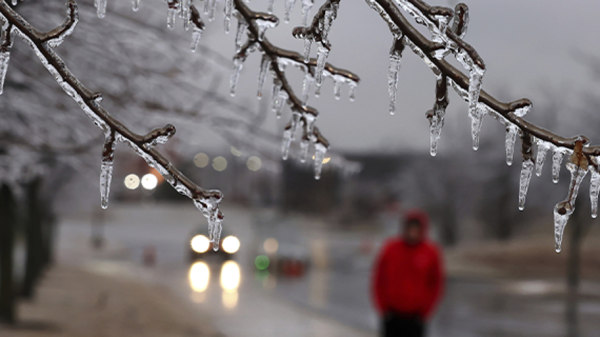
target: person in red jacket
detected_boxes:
[372,209,444,337]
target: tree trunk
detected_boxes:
[0,184,17,324]
[21,178,43,299]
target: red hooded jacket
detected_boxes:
[372,210,444,320]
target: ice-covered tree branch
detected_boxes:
[365,0,600,252]
[0,0,224,249]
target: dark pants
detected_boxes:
[381,312,425,337]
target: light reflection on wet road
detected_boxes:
[59,204,600,337]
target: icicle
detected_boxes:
[590,167,600,218]
[267,0,275,13]
[181,0,190,19]
[284,0,297,23]
[193,195,224,251]
[190,28,203,52]
[208,0,218,21]
[273,91,288,119]
[235,19,248,52]
[552,148,567,184]
[518,159,534,211]
[314,43,329,89]
[95,0,107,19]
[301,73,313,106]
[427,75,448,157]
[11,0,16,6]
[167,6,177,29]
[505,126,518,166]
[315,83,321,97]
[470,103,485,151]
[554,162,589,252]
[257,55,271,99]
[0,28,13,96]
[230,57,244,97]
[299,139,310,162]
[224,0,233,33]
[301,0,314,26]
[303,39,311,62]
[132,0,140,12]
[388,39,403,115]
[314,143,327,180]
[349,82,357,102]
[333,78,342,100]
[321,1,339,40]
[535,142,551,177]
[271,78,282,114]
[100,131,116,210]
[282,114,300,160]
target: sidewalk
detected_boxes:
[0,265,222,337]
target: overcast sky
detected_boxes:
[185,0,600,154]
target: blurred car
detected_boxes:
[188,227,240,261]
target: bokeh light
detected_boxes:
[220,261,241,292]
[124,174,140,190]
[230,146,242,157]
[222,236,241,254]
[255,255,270,270]
[191,235,210,253]
[246,156,262,171]
[194,153,209,168]
[222,290,238,309]
[263,238,279,254]
[212,156,228,172]
[189,261,210,292]
[312,155,331,164]
[141,173,158,190]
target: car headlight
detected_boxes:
[191,235,210,253]
[222,236,240,254]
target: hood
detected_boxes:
[403,209,429,241]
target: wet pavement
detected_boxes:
[56,203,600,337]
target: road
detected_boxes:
[56,203,600,337]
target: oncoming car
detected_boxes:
[188,228,240,261]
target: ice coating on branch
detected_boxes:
[301,0,314,25]
[100,131,116,210]
[553,162,589,253]
[388,39,403,115]
[95,0,106,19]
[285,0,298,23]
[257,54,270,99]
[301,73,313,106]
[299,138,310,162]
[535,141,551,177]
[255,17,278,41]
[552,148,569,184]
[470,103,485,151]
[315,43,329,88]
[132,0,140,12]
[235,18,248,52]
[518,159,534,211]
[230,57,244,97]
[590,168,600,218]
[224,0,233,33]
[314,142,327,180]
[505,125,518,166]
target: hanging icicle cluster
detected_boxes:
[227,0,358,180]
[0,1,224,250]
[365,0,600,253]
